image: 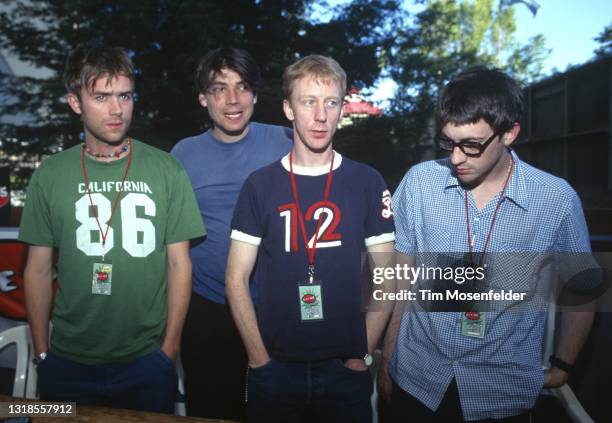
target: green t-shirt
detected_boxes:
[19,140,206,364]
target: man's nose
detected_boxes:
[108,96,123,116]
[450,146,467,166]
[226,87,239,104]
[314,103,327,122]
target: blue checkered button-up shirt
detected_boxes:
[390,150,591,421]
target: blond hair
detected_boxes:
[282,55,346,99]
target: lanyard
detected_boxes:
[81,141,132,259]
[288,151,335,283]
[465,156,514,266]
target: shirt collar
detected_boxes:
[443,149,529,210]
[280,150,342,176]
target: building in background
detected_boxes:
[513,54,612,243]
[339,87,383,128]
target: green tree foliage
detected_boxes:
[392,0,547,107]
[0,0,398,188]
[594,23,612,57]
[335,0,548,189]
[1,0,548,191]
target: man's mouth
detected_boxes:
[224,111,243,120]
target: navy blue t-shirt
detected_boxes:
[231,152,395,361]
[172,122,292,303]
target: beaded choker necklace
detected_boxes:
[83,138,131,159]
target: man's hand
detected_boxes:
[24,246,54,356]
[544,367,569,388]
[377,360,393,403]
[0,270,16,293]
[249,356,272,369]
[162,241,192,365]
[343,358,368,372]
[227,239,272,372]
[161,342,178,363]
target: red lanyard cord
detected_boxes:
[465,156,514,266]
[288,151,335,274]
[81,142,132,249]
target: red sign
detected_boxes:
[0,186,8,209]
[0,240,58,320]
[0,241,28,319]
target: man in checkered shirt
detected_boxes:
[380,66,595,422]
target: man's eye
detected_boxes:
[460,141,483,153]
[120,94,132,101]
[95,95,107,102]
[238,83,248,92]
[303,99,315,107]
[326,100,339,108]
[211,87,224,94]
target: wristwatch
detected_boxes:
[549,354,574,373]
[363,353,373,367]
[32,352,47,366]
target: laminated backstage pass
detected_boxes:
[298,279,324,322]
[461,311,486,338]
[92,262,112,295]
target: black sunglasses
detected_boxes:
[435,130,501,158]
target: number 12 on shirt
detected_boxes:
[278,201,342,253]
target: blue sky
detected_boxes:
[367,0,611,104]
[513,0,610,74]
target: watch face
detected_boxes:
[33,352,47,365]
[364,354,373,366]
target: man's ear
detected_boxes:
[283,99,294,121]
[66,93,82,115]
[502,122,521,146]
[198,93,208,109]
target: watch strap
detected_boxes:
[549,354,574,373]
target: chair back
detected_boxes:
[0,324,38,398]
[542,304,594,423]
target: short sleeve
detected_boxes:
[18,170,55,246]
[364,170,395,247]
[554,192,601,291]
[391,169,416,255]
[554,192,591,253]
[230,176,264,246]
[165,162,206,244]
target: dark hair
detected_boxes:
[194,47,262,95]
[437,66,524,133]
[63,45,134,97]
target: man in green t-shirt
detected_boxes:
[18,45,205,413]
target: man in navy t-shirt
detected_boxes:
[171,47,291,420]
[227,55,395,422]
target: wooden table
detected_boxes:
[0,395,237,422]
